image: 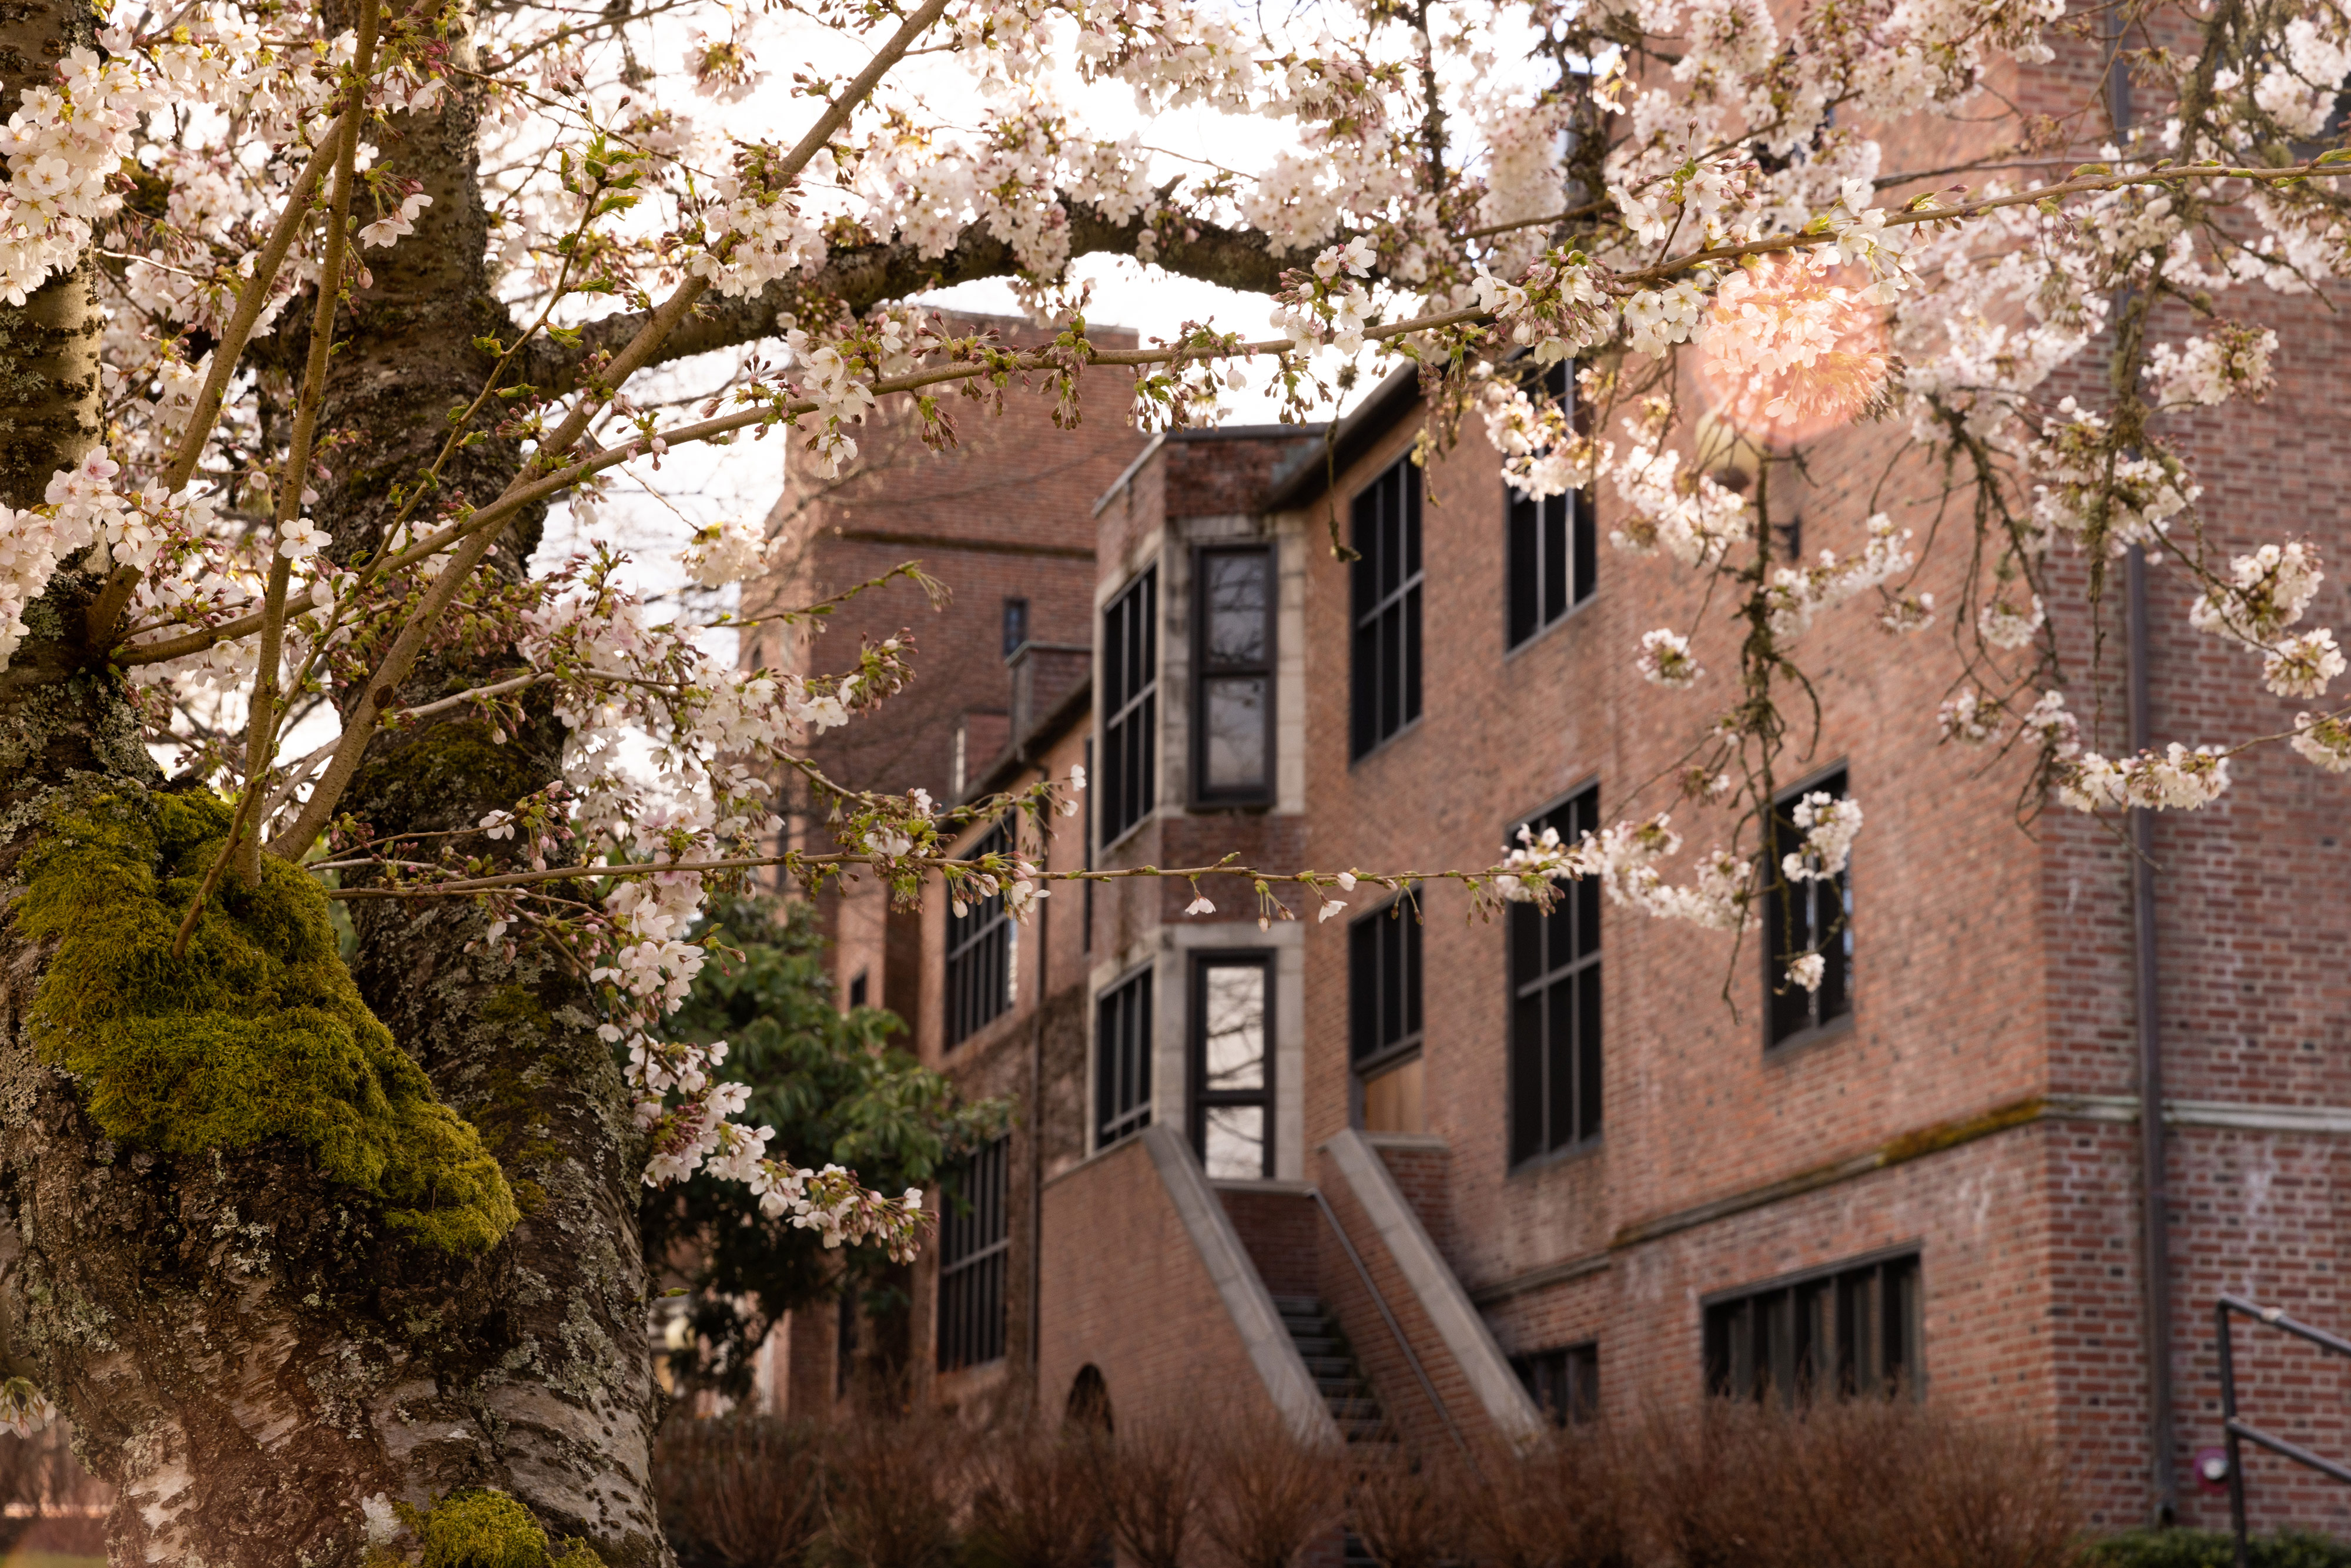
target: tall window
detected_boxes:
[1191,956,1272,1180]
[1349,902,1422,1128]
[946,821,1013,1047]
[937,1135,1010,1371]
[1512,1342,1599,1427]
[1096,967,1153,1150]
[1509,785,1602,1165]
[1506,364,1597,648]
[1101,568,1158,846]
[1002,597,1030,658]
[1351,457,1423,759]
[1766,768,1854,1047]
[1703,1250,1921,1404]
[1195,547,1274,803]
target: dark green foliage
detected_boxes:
[639,897,1008,1397]
[21,791,517,1254]
[2085,1531,2351,1568]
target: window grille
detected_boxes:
[936,1135,1010,1371]
[1351,458,1423,758]
[1096,967,1153,1150]
[1512,1342,1600,1426]
[1766,767,1854,1047]
[946,820,1013,1047]
[1704,1250,1921,1405]
[1191,956,1272,1180]
[1195,547,1275,802]
[1506,363,1596,648]
[1101,568,1158,845]
[1509,785,1602,1164]
[1349,901,1422,1076]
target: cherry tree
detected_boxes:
[0,0,2343,1556]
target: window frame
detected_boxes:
[1507,782,1603,1168]
[1349,455,1425,762]
[1099,565,1159,851]
[1503,363,1598,653]
[945,820,1014,1048]
[1511,1341,1600,1428]
[1191,543,1278,807]
[1094,963,1155,1152]
[1348,898,1424,1108]
[1764,763,1856,1051]
[1188,951,1275,1181]
[936,1134,1011,1372]
[1701,1244,1924,1405]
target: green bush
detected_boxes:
[2086,1529,2351,1568]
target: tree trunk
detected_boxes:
[0,0,672,1559]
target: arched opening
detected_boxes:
[1066,1363,1114,1436]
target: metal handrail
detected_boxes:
[1309,1186,1473,1463]
[2215,1294,2351,1568]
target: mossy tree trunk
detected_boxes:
[0,0,672,1562]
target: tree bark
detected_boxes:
[0,0,668,1560]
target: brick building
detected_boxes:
[740,95,2350,1552]
[802,317,2349,1535]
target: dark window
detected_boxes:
[936,1135,1010,1371]
[1512,1342,1599,1426]
[1349,901,1422,1076]
[1082,736,1094,952]
[1002,597,1030,658]
[1509,785,1602,1165]
[836,1289,859,1398]
[1704,1250,1922,1405]
[1766,768,1854,1047]
[1506,364,1596,649]
[1195,547,1275,802]
[1191,956,1272,1180]
[1101,568,1158,845]
[848,970,868,1009]
[945,821,1013,1047]
[1351,458,1423,759]
[1096,967,1153,1150]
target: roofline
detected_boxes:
[1089,422,1334,517]
[1092,431,1166,517]
[970,674,1094,802]
[1264,364,1424,512]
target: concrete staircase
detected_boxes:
[1272,1295,1389,1445]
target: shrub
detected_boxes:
[964,1420,1107,1568]
[2085,1530,2351,1568]
[1452,1432,1631,1568]
[1197,1412,1344,1568]
[1094,1420,1203,1568]
[654,1415,828,1568]
[1344,1452,1458,1568]
[823,1407,966,1568]
[1633,1395,2080,1568]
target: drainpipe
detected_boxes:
[1029,764,1050,1397]
[2106,17,2175,1528]
[2128,546,2178,1526]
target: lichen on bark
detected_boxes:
[19,788,518,1254]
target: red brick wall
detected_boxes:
[1037,1135,1291,1435]
[1220,1188,1319,1301]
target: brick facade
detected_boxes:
[738,68,2350,1540]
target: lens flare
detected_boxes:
[1696,257,1896,448]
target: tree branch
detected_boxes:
[522,202,1297,387]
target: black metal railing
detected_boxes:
[2215,1294,2351,1568]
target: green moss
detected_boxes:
[412,1489,604,1567]
[19,792,518,1255]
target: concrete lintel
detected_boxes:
[1321,1128,1546,1443]
[1141,1125,1341,1447]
